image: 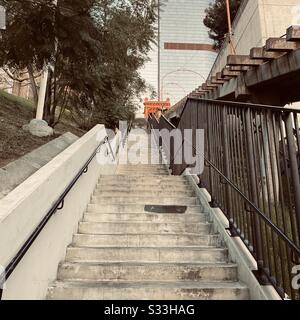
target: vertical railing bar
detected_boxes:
[268,112,294,294]
[261,110,286,289]
[245,107,265,281]
[235,107,247,240]
[213,103,220,207]
[284,112,300,299]
[268,112,295,297]
[207,103,216,205]
[241,109,253,246]
[279,114,298,244]
[271,113,294,239]
[254,110,273,279]
[214,104,220,207]
[285,113,300,245]
[293,112,300,157]
[221,104,234,230]
[217,105,225,210]
[229,105,239,229]
[225,106,234,221]
[232,106,242,233]
[248,110,260,254]
[258,110,277,281]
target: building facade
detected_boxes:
[138,0,217,114]
[209,0,300,78]
[207,0,300,109]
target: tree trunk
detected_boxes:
[27,64,39,113]
[43,73,52,124]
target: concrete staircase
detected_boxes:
[47,133,249,300]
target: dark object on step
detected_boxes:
[144,205,187,214]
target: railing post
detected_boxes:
[221,106,236,235]
[285,112,300,244]
[206,102,217,207]
[245,107,266,283]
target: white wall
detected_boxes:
[0,125,119,300]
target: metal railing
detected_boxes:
[150,98,300,299]
[0,135,118,300]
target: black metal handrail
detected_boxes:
[122,120,133,147]
[0,135,116,300]
[156,114,300,254]
[204,157,300,254]
[152,98,300,299]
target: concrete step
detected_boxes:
[98,175,188,183]
[116,173,169,176]
[116,167,167,171]
[95,185,194,193]
[117,161,165,165]
[116,169,167,172]
[97,178,190,185]
[97,183,187,189]
[58,262,238,282]
[117,165,167,173]
[78,221,212,235]
[94,190,195,197]
[47,281,249,300]
[117,166,167,171]
[91,196,199,206]
[72,233,221,247]
[65,247,228,263]
[97,181,192,190]
[83,212,207,223]
[120,148,160,152]
[87,204,204,214]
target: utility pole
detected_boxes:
[225,0,236,54]
[36,0,58,120]
[157,0,161,100]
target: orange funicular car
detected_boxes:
[143,98,171,120]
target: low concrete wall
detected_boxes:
[0,132,78,200]
[0,125,119,300]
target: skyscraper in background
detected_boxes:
[138,0,217,116]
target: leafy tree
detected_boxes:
[0,0,157,129]
[203,0,242,49]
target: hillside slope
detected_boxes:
[0,90,86,168]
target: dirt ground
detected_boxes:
[0,91,86,168]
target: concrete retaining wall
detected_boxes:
[0,125,119,300]
[0,132,78,200]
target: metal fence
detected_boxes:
[149,98,300,299]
